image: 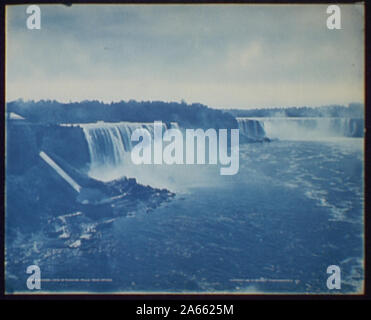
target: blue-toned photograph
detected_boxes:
[5,4,364,294]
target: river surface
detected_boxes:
[6,138,363,293]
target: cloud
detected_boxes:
[6,4,364,108]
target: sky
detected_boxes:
[6,4,364,109]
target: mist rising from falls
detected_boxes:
[65,117,363,191]
[81,121,158,169]
[237,117,364,141]
[237,118,266,140]
[75,121,216,192]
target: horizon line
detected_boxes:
[6,98,363,110]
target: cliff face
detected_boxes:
[6,121,90,174]
[5,120,174,236]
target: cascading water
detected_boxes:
[237,117,364,140]
[237,118,266,140]
[59,117,363,190]
[62,121,228,191]
[64,121,191,190]
[75,122,162,181]
[80,122,158,169]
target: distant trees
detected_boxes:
[226,103,364,118]
[6,100,363,130]
[6,99,238,129]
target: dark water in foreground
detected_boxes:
[6,139,364,293]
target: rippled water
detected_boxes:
[105,139,364,293]
[6,138,364,293]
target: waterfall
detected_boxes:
[61,121,178,185]
[60,121,228,190]
[237,117,364,140]
[236,118,266,140]
[78,121,172,170]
